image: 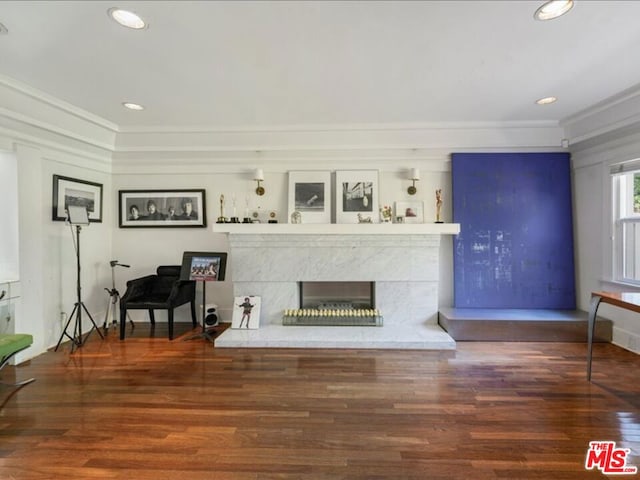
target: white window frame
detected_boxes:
[612,162,640,285]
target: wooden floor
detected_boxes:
[1,322,639,479]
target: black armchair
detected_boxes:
[119,265,197,340]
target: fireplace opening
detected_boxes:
[282,281,382,326]
[300,281,375,310]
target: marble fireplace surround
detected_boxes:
[214,224,460,349]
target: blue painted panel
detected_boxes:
[452,152,575,309]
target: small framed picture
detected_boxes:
[335,170,380,224]
[180,251,228,282]
[287,171,331,223]
[119,189,206,228]
[231,295,261,329]
[394,201,424,223]
[52,174,103,222]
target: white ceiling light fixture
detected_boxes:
[535,96,557,105]
[108,7,147,29]
[122,102,145,111]
[534,0,574,21]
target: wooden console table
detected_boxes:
[587,291,640,381]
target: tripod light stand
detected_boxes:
[103,260,135,332]
[55,206,104,353]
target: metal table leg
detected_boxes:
[587,295,602,381]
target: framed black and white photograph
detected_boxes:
[119,189,206,228]
[52,174,103,222]
[394,201,424,224]
[335,170,379,224]
[287,171,331,223]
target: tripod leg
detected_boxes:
[80,302,105,341]
[54,303,79,351]
[103,296,112,330]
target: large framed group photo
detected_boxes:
[119,189,206,228]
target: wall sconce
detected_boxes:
[408,168,420,195]
[254,168,265,196]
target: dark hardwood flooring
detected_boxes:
[0,321,639,479]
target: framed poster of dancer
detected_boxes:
[231,296,261,329]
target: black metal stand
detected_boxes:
[55,225,104,353]
[103,260,135,332]
[183,280,218,344]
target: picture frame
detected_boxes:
[180,251,228,282]
[52,174,103,222]
[335,170,379,224]
[119,189,206,228]
[394,201,424,224]
[231,295,261,329]
[287,171,331,224]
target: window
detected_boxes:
[0,151,19,282]
[612,162,640,284]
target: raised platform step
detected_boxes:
[438,308,612,342]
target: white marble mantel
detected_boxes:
[214,223,460,235]
[214,223,460,349]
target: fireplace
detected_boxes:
[213,224,460,349]
[283,281,381,326]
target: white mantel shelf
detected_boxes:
[213,223,460,235]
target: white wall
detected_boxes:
[0,150,19,283]
[111,165,454,322]
[1,141,113,360]
[572,132,640,353]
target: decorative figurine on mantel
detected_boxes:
[216,194,229,223]
[380,205,392,223]
[291,211,302,224]
[230,194,239,223]
[435,189,444,223]
[242,196,252,223]
[357,213,372,223]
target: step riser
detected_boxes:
[438,309,612,342]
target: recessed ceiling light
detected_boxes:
[108,8,147,29]
[535,96,557,105]
[122,102,145,111]
[534,0,574,21]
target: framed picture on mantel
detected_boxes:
[287,171,331,224]
[335,170,379,224]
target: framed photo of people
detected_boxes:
[231,295,261,329]
[287,171,331,224]
[52,174,103,222]
[118,189,206,228]
[335,170,380,224]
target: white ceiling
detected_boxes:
[2,0,640,130]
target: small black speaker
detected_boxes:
[204,307,218,326]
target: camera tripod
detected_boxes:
[103,260,135,332]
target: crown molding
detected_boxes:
[0,74,119,132]
[117,119,559,134]
[561,85,640,147]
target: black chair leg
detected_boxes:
[120,308,127,340]
[148,309,155,325]
[168,309,174,340]
[190,301,197,327]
